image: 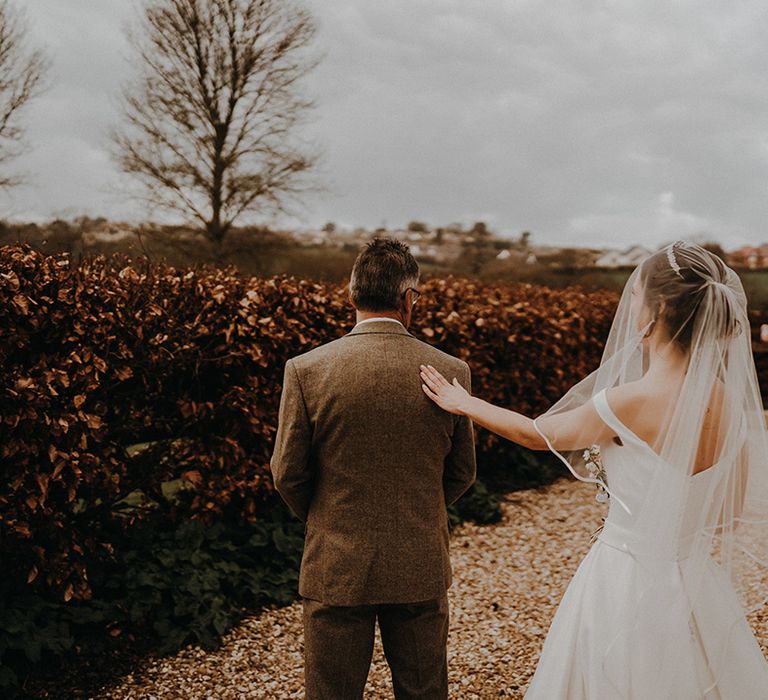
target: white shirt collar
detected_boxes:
[354,316,405,328]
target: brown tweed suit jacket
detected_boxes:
[270,319,476,606]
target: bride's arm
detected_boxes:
[419,364,612,451]
[455,391,545,450]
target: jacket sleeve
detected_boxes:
[270,359,314,522]
[443,361,477,506]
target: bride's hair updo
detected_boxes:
[638,241,744,353]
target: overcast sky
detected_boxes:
[6,0,768,248]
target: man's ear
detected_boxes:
[401,292,412,323]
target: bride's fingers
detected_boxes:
[427,365,446,384]
[423,364,449,387]
[421,382,440,402]
[423,366,448,391]
[420,369,440,393]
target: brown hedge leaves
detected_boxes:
[0,243,622,602]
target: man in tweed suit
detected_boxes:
[270,237,476,699]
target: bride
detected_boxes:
[419,241,768,698]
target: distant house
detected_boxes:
[728,245,768,269]
[409,243,440,259]
[494,248,537,264]
[595,245,653,268]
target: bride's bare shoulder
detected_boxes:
[608,377,727,414]
[603,381,662,434]
[603,381,647,412]
[604,376,719,442]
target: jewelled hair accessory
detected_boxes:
[667,243,683,278]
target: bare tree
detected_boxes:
[0,0,48,189]
[111,0,325,250]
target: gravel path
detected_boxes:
[95,479,768,699]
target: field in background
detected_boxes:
[3,221,767,310]
[4,220,766,406]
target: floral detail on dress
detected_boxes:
[582,444,609,503]
[584,443,609,544]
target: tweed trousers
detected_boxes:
[302,593,449,700]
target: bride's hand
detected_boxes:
[419,364,471,415]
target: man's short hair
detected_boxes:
[349,237,420,312]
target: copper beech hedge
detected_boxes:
[0,243,621,603]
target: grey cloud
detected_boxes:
[6,0,768,248]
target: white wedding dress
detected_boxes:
[525,388,768,699]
